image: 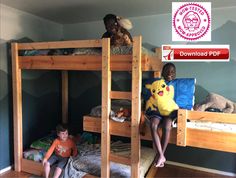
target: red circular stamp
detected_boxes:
[173,3,210,41]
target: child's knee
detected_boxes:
[150,121,158,130]
[44,161,50,167]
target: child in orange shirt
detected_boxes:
[42,124,78,178]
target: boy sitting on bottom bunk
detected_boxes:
[42,124,78,178]
[145,63,179,168]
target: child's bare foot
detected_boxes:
[155,156,166,168]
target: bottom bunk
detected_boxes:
[21,134,155,178]
[83,109,236,153]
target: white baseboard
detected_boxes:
[0,166,12,175]
[166,160,236,177]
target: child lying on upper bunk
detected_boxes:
[102,14,133,47]
[145,63,179,168]
[42,124,77,178]
[194,93,236,113]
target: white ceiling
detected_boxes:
[1,0,236,24]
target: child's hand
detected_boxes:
[42,158,47,166]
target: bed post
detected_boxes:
[12,43,23,172]
[131,36,142,178]
[177,109,187,146]
[101,38,111,178]
[62,71,68,124]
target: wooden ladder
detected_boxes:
[101,36,142,178]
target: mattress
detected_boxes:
[62,141,155,178]
[21,46,156,56]
[185,120,236,133]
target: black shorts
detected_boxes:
[48,154,69,169]
[145,110,178,121]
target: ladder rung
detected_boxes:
[110,153,131,165]
[110,91,131,100]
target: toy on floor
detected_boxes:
[102,14,133,47]
[194,93,236,113]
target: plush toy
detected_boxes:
[194,93,236,113]
[145,79,179,116]
[115,107,131,118]
[102,14,133,47]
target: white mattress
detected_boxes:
[173,120,236,133]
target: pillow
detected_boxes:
[168,78,196,110]
[30,134,56,151]
[23,149,46,162]
[142,78,195,110]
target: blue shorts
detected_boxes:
[48,154,69,169]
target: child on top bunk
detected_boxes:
[102,14,133,47]
[42,124,77,178]
[146,62,178,168]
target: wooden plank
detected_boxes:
[18,39,102,50]
[131,36,142,178]
[21,159,43,176]
[110,91,131,100]
[155,47,162,60]
[62,71,68,124]
[19,55,149,71]
[146,164,159,178]
[186,128,236,153]
[153,71,161,78]
[187,110,236,124]
[21,159,98,178]
[101,38,111,178]
[177,109,187,146]
[83,116,177,143]
[83,116,236,153]
[110,153,131,165]
[12,43,23,172]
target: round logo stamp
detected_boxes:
[173,3,210,41]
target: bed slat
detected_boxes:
[177,109,187,146]
[18,39,102,50]
[110,153,131,165]
[188,110,236,124]
[110,91,132,100]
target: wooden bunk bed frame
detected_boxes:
[12,36,236,177]
[11,36,163,177]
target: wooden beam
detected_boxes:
[101,38,111,178]
[110,153,131,165]
[177,109,187,146]
[83,116,177,143]
[19,55,158,71]
[62,71,68,124]
[153,71,161,78]
[110,91,131,100]
[18,39,102,50]
[22,159,43,176]
[12,43,23,172]
[131,36,142,178]
[188,110,236,124]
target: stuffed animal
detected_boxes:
[194,93,236,113]
[102,14,133,47]
[145,79,179,116]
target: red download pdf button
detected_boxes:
[162,45,230,62]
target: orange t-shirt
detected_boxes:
[44,138,77,161]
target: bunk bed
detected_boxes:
[11,36,236,177]
[11,36,163,177]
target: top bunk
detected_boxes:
[11,36,162,71]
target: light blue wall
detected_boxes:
[63,6,236,173]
